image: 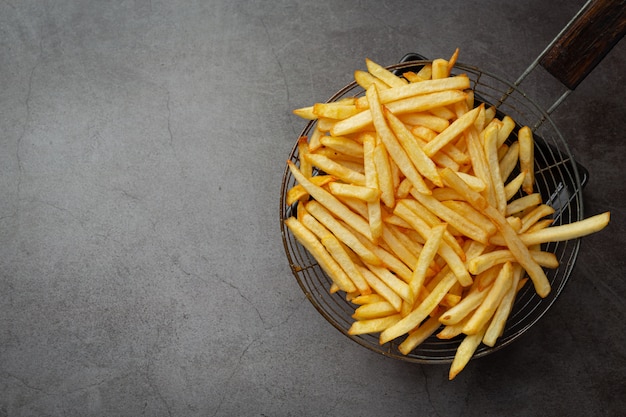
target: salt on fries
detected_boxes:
[285,49,610,379]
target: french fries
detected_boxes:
[286,52,610,379]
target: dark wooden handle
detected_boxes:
[539,0,626,90]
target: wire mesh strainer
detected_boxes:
[280,0,625,363]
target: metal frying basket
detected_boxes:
[279,0,625,363]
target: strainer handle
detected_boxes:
[539,0,626,90]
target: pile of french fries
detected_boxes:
[284,50,610,379]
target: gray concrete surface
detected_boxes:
[1,1,624,416]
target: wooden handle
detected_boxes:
[539,0,626,90]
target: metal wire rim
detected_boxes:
[280,60,584,364]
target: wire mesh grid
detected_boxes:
[279,60,584,363]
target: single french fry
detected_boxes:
[350,293,386,305]
[483,123,508,214]
[496,212,610,247]
[506,193,542,216]
[423,105,482,157]
[410,223,447,301]
[366,58,408,87]
[431,58,449,79]
[293,106,317,120]
[518,126,535,194]
[497,115,516,147]
[349,314,403,335]
[298,136,313,179]
[362,133,384,240]
[319,135,364,158]
[468,248,559,275]
[328,182,380,203]
[449,324,488,380]
[304,153,366,186]
[504,171,526,201]
[354,69,390,91]
[352,300,398,320]
[400,112,450,132]
[313,102,360,120]
[372,138,395,208]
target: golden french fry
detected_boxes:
[504,171,526,201]
[304,153,366,186]
[400,112,450,132]
[497,115,516,147]
[506,193,542,216]
[313,102,360,120]
[483,123,508,214]
[431,58,449,79]
[328,182,380,203]
[468,248,558,275]
[319,135,364,158]
[496,212,611,247]
[410,223,447,301]
[352,300,397,320]
[362,133,383,240]
[354,69,390,91]
[366,58,408,88]
[518,126,535,194]
[350,293,386,305]
[449,324,488,380]
[423,105,482,157]
[348,314,403,335]
[293,106,317,120]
